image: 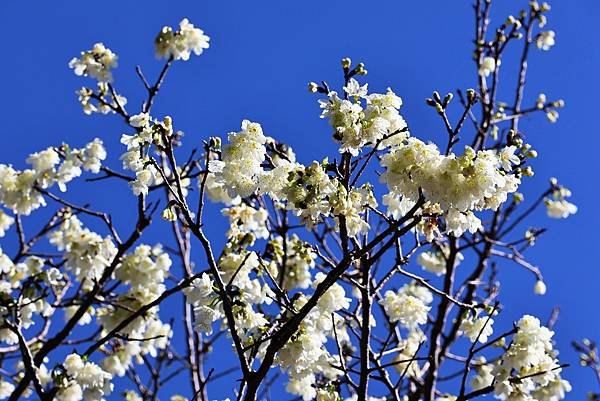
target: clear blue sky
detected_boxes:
[1,0,599,400]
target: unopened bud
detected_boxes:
[341,58,352,69]
[443,93,453,106]
[491,125,499,140]
[534,280,547,295]
[163,115,172,129]
[546,110,559,123]
[466,88,477,103]
[308,82,318,93]
[513,137,524,147]
[355,62,367,75]
[162,206,177,222]
[513,192,524,203]
[209,136,221,151]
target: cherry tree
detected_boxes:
[0,1,579,401]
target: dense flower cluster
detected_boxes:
[275,273,350,400]
[207,121,363,229]
[120,114,187,196]
[209,120,269,200]
[69,43,118,83]
[184,272,222,335]
[155,18,210,61]
[274,160,337,226]
[492,315,571,401]
[57,354,113,401]
[222,204,269,240]
[471,356,495,391]
[330,183,377,237]
[0,140,106,214]
[459,313,495,343]
[218,249,272,339]
[99,244,173,376]
[49,214,117,291]
[380,140,521,237]
[380,282,432,329]
[266,234,316,290]
[319,78,408,155]
[545,183,577,219]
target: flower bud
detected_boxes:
[526,150,538,158]
[341,58,352,69]
[513,192,524,203]
[308,82,318,93]
[525,230,536,245]
[355,63,367,75]
[443,93,453,107]
[534,280,547,295]
[209,136,221,151]
[513,137,523,147]
[546,110,559,123]
[162,206,177,222]
[490,125,499,140]
[466,88,477,103]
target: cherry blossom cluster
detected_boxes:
[492,316,571,401]
[57,354,113,401]
[545,179,577,219]
[155,18,210,61]
[380,140,522,237]
[0,139,106,215]
[69,43,118,83]
[318,77,408,155]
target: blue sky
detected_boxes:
[1,0,599,400]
